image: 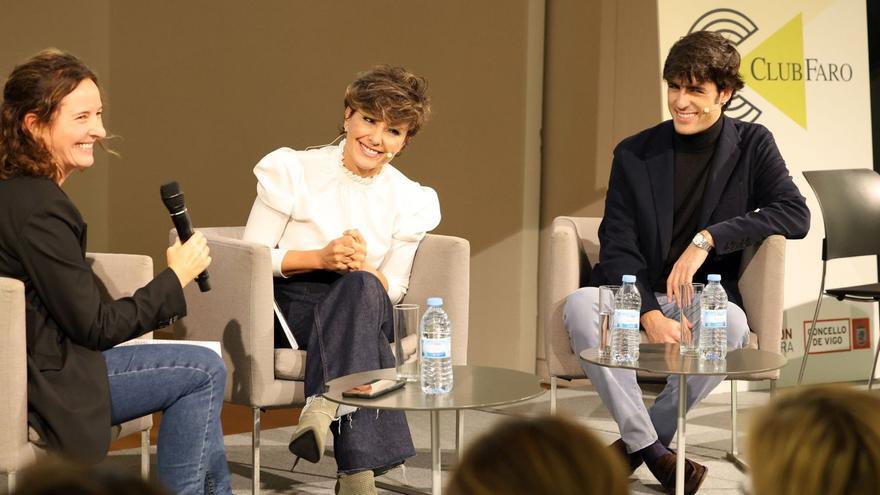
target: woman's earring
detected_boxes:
[344,125,349,132]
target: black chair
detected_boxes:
[797,169,880,386]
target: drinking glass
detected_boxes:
[598,285,619,358]
[679,283,704,355]
[393,304,421,381]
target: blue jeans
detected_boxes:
[104,343,231,495]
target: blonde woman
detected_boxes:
[748,385,880,495]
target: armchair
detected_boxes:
[0,253,156,491]
[537,216,785,469]
[172,227,470,494]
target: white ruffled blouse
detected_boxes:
[242,141,441,303]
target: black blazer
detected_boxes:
[590,116,810,313]
[0,175,186,463]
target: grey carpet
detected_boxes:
[97,381,766,494]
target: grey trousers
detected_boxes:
[563,287,750,453]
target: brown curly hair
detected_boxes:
[0,48,98,182]
[663,31,744,110]
[343,65,431,138]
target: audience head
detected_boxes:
[0,48,105,183]
[446,415,629,495]
[748,385,880,495]
[12,459,170,495]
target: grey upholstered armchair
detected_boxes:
[0,253,156,491]
[537,216,786,468]
[172,227,470,494]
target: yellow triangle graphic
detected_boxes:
[741,14,807,129]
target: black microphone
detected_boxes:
[160,181,210,292]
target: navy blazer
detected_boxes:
[0,176,186,463]
[590,116,810,313]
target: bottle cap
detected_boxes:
[707,274,721,282]
[622,275,636,284]
[427,297,444,307]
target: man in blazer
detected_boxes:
[563,31,809,494]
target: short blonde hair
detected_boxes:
[344,65,430,137]
[446,415,629,495]
[748,385,880,495]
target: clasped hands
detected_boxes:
[320,229,368,272]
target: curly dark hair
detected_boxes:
[663,31,744,110]
[343,65,431,138]
[0,48,98,182]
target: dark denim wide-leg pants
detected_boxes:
[274,270,415,474]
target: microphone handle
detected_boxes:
[170,209,211,292]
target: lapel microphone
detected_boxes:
[702,99,727,114]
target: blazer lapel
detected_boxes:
[646,123,675,263]
[699,116,741,227]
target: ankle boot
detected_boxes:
[288,396,338,463]
[335,470,377,495]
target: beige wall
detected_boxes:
[1,0,664,373]
[541,0,661,228]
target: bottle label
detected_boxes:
[422,337,451,358]
[702,309,727,329]
[613,309,640,330]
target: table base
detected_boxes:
[676,375,686,495]
[365,409,463,495]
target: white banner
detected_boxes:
[657,0,877,385]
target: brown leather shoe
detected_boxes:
[653,452,707,495]
[610,438,643,475]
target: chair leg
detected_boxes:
[550,376,558,415]
[730,380,738,455]
[7,471,15,493]
[769,379,777,396]
[869,339,880,390]
[253,407,261,495]
[141,428,150,480]
[455,409,464,462]
[798,263,827,385]
[725,380,747,472]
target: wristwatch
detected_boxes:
[692,231,712,252]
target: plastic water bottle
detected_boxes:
[699,274,728,361]
[610,275,641,362]
[420,297,453,394]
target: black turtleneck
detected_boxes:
[653,116,724,293]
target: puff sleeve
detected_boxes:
[381,184,441,303]
[242,148,310,277]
